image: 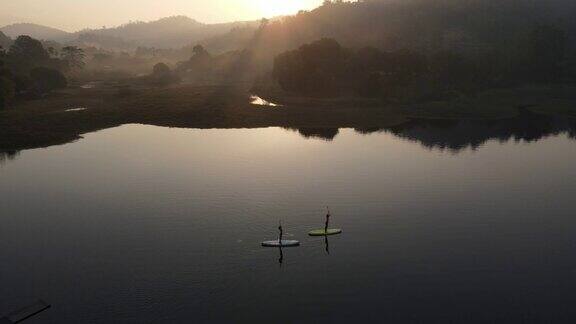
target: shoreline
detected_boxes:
[1,84,575,153]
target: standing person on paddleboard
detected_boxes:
[308,207,341,236]
[278,222,283,244]
[325,207,331,233]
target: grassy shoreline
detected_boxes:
[1,83,575,152]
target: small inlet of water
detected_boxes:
[250,95,280,107]
[81,81,103,89]
[64,108,88,112]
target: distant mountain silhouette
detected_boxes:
[0,23,72,42]
[72,33,135,51]
[76,16,258,49]
[0,16,259,50]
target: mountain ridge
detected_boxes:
[1,16,259,49]
[0,23,72,42]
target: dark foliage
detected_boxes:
[0,47,15,108]
[153,62,171,76]
[7,36,50,74]
[0,76,16,109]
[137,62,181,86]
[252,0,576,56]
[0,35,75,106]
[61,46,86,71]
[0,31,12,50]
[29,67,67,93]
[273,29,575,98]
[273,38,350,95]
[273,38,428,97]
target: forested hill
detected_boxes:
[0,23,72,42]
[1,16,260,50]
[76,16,259,49]
[248,0,576,58]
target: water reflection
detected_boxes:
[64,108,88,112]
[250,95,280,107]
[278,247,283,266]
[288,110,576,152]
[81,81,102,89]
[381,111,576,152]
[0,150,19,165]
[285,127,340,141]
[2,111,574,169]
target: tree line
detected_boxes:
[272,23,574,99]
[0,35,85,109]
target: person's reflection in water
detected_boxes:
[324,235,330,255]
[278,247,283,267]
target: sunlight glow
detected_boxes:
[254,0,319,17]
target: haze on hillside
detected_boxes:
[2,0,324,31]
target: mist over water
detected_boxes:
[1,123,576,322]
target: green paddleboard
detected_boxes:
[308,229,342,236]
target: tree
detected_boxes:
[192,44,209,58]
[149,62,180,86]
[47,47,58,58]
[7,36,49,72]
[61,46,85,70]
[0,46,6,64]
[0,31,11,50]
[1,46,16,108]
[92,53,112,65]
[30,67,67,93]
[0,76,15,109]
[273,38,350,95]
[152,62,171,76]
[176,45,212,75]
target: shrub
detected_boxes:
[0,76,16,109]
[30,67,67,93]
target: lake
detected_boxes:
[1,114,576,323]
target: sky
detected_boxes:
[1,0,324,32]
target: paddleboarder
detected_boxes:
[262,221,299,247]
[278,222,283,244]
[308,207,341,236]
[325,207,331,233]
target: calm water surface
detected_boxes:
[1,118,576,323]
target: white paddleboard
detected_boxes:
[308,229,342,236]
[261,240,300,247]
